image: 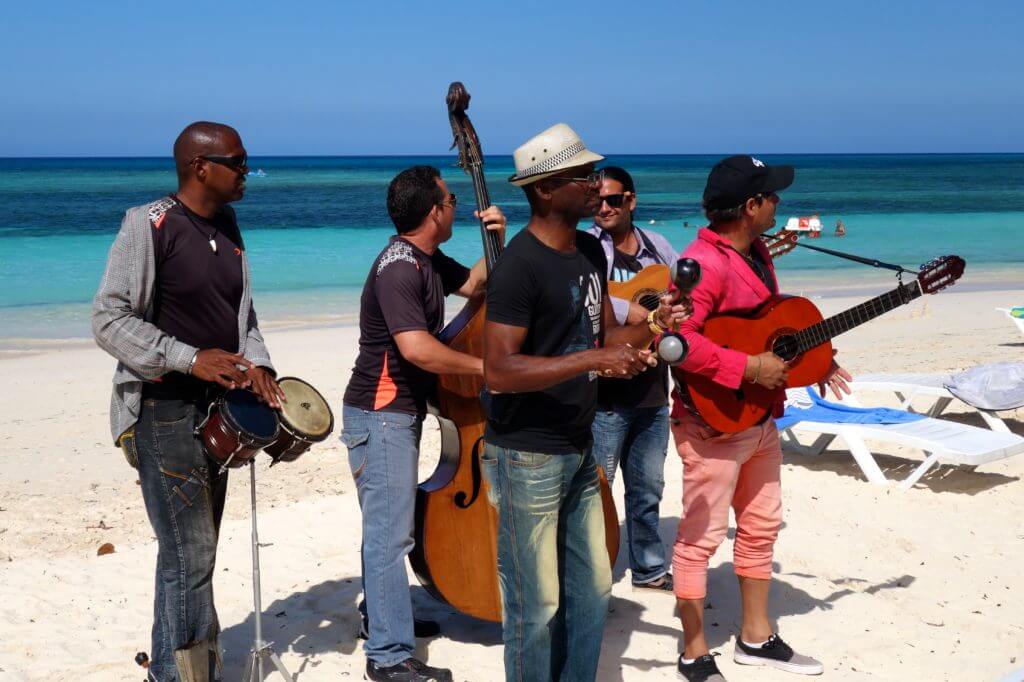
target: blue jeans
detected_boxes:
[341,405,422,667]
[130,398,226,681]
[481,443,612,682]
[591,405,670,584]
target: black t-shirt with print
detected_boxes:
[146,199,245,400]
[343,236,470,416]
[484,229,608,454]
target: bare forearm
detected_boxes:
[411,345,482,375]
[485,350,596,393]
[605,319,655,348]
[457,257,488,298]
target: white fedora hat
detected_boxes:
[508,123,604,187]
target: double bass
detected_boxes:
[409,83,620,622]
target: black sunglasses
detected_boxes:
[439,193,457,209]
[599,193,630,208]
[197,154,248,172]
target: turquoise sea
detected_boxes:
[0,154,1021,341]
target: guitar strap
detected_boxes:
[762,232,914,275]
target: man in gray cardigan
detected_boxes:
[92,121,281,681]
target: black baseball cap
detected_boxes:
[702,155,795,210]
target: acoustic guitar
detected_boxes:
[680,255,965,433]
[608,229,799,313]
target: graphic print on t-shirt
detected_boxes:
[563,270,604,381]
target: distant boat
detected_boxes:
[247,168,267,177]
[783,215,822,238]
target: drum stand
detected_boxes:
[242,460,294,682]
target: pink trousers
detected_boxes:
[671,413,783,600]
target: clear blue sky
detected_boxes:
[2,1,1021,156]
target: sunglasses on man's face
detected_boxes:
[599,193,630,209]
[549,171,604,190]
[198,154,248,172]
[439,193,457,209]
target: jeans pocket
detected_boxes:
[118,428,139,469]
[153,400,195,427]
[508,449,554,469]
[481,445,499,507]
[341,429,370,482]
[160,466,208,518]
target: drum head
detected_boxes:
[222,389,279,442]
[277,377,333,439]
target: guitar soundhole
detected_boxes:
[773,335,799,361]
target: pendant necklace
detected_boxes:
[172,195,219,253]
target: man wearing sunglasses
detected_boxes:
[586,166,681,596]
[93,121,283,680]
[482,125,690,681]
[341,165,505,681]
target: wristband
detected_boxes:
[750,356,762,384]
[188,351,198,375]
[646,309,666,335]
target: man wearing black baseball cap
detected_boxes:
[667,156,851,681]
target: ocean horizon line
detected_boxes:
[4,151,1024,161]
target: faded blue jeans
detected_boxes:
[341,404,422,667]
[131,398,226,681]
[591,405,670,584]
[481,443,612,682]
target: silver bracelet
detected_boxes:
[188,351,198,375]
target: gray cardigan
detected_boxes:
[92,198,274,444]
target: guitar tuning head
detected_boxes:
[917,255,966,294]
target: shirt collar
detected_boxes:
[594,224,654,257]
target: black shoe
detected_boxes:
[677,652,726,681]
[359,614,441,640]
[734,634,823,675]
[365,657,453,681]
[633,573,674,593]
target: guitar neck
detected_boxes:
[795,280,922,353]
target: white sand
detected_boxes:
[1,288,1023,680]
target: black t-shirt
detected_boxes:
[599,243,670,410]
[344,236,470,416]
[484,229,607,454]
[146,198,244,399]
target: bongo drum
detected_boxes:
[264,377,334,463]
[199,389,280,469]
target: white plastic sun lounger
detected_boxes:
[996,307,1024,338]
[779,392,1024,490]
[850,372,1010,433]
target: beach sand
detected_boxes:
[1,288,1023,680]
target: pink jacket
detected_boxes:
[672,228,780,416]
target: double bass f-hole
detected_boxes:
[453,436,485,509]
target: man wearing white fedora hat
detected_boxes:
[481,123,691,681]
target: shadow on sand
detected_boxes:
[597,515,914,681]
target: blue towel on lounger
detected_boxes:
[775,387,927,430]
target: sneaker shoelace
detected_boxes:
[762,634,794,658]
[693,652,722,674]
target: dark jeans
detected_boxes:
[591,405,670,584]
[481,444,612,682]
[128,398,226,681]
[341,405,423,667]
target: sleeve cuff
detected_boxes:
[713,348,748,389]
[166,342,199,375]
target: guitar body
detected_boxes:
[410,299,620,622]
[681,296,834,433]
[607,263,670,310]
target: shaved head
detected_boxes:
[173,121,241,182]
